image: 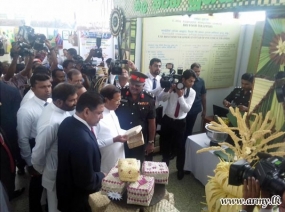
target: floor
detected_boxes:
[10,155,206,212]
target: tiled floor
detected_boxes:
[10,155,206,212]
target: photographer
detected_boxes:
[158,69,196,180]
[73,59,91,89]
[65,48,77,60]
[3,44,34,97]
[241,177,277,212]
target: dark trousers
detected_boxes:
[29,138,43,212]
[29,175,43,212]
[160,115,186,171]
[184,112,198,141]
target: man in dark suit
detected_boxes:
[56,91,105,212]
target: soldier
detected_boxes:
[223,73,254,112]
[115,71,156,163]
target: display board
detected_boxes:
[142,15,241,89]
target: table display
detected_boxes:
[184,133,221,186]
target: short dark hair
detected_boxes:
[106,58,112,65]
[33,65,51,76]
[30,74,51,87]
[52,83,77,102]
[67,69,81,80]
[182,69,197,80]
[190,63,201,69]
[100,85,121,101]
[52,68,64,78]
[76,91,104,113]
[67,48,77,57]
[62,60,74,68]
[241,73,254,83]
[149,58,161,66]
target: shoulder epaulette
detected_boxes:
[143,90,155,99]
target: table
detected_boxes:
[184,133,220,186]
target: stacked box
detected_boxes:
[127,175,155,206]
[142,161,169,184]
[101,166,126,195]
[118,158,140,182]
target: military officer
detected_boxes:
[115,71,156,163]
[223,73,254,112]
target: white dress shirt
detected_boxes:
[94,107,126,173]
[144,73,163,107]
[144,72,162,96]
[17,96,47,166]
[158,88,196,119]
[20,89,34,106]
[32,103,70,190]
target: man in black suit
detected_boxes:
[56,91,105,212]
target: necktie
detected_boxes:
[174,101,180,118]
[90,127,96,137]
[152,78,157,90]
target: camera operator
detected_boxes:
[65,48,77,60]
[73,59,91,89]
[158,69,196,180]
[2,43,34,97]
[241,177,278,212]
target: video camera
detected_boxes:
[229,153,285,197]
[108,59,128,75]
[73,55,96,77]
[160,63,184,90]
[91,37,103,58]
[12,26,47,57]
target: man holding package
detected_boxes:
[115,71,156,163]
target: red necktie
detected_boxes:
[90,127,96,137]
[174,101,180,118]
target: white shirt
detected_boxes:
[20,89,34,106]
[73,114,91,130]
[94,107,126,173]
[17,96,47,166]
[158,87,196,119]
[144,73,163,107]
[21,89,52,106]
[32,103,70,191]
[144,73,162,96]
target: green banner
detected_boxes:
[114,0,285,18]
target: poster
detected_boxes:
[142,15,241,89]
[79,31,113,64]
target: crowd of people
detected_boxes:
[0,41,263,212]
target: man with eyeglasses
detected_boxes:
[115,71,156,163]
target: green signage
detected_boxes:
[135,0,182,13]
[134,0,239,13]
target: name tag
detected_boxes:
[138,102,149,106]
[121,99,128,103]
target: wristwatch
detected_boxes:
[148,140,154,144]
[239,210,247,212]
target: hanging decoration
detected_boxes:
[109,8,125,37]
